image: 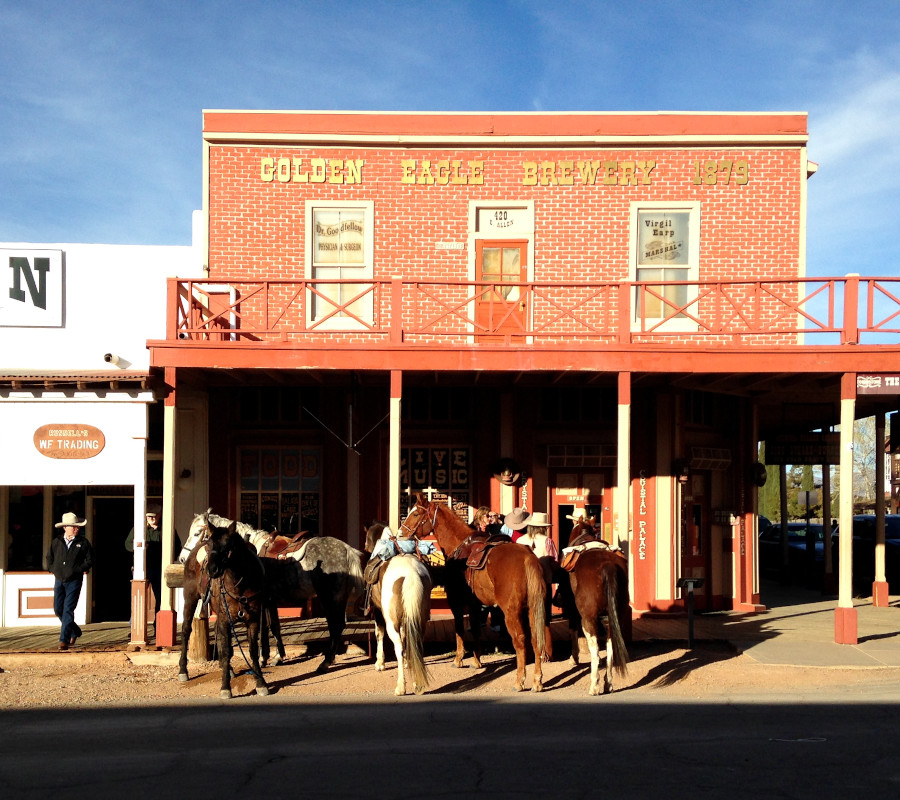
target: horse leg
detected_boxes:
[247,616,269,697]
[501,605,528,692]
[259,606,270,668]
[317,600,345,673]
[604,625,614,695]
[373,607,387,672]
[178,589,198,682]
[583,618,603,696]
[266,605,285,666]
[216,620,233,699]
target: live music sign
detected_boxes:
[34,424,106,459]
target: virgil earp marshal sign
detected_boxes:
[34,425,106,459]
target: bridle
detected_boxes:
[399,501,436,539]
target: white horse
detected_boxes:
[371,554,432,696]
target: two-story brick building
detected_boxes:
[147,111,900,644]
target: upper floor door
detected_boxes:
[475,239,528,343]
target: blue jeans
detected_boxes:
[53,578,83,643]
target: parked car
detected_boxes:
[832,514,900,591]
[759,522,829,581]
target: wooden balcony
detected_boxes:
[150,274,900,379]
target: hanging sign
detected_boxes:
[34,424,106,459]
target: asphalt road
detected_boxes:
[1,696,898,799]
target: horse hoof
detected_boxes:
[177,673,189,683]
[271,655,283,666]
[513,683,524,692]
[589,686,600,696]
[394,687,405,697]
[532,683,544,693]
[219,690,233,699]
[414,685,426,695]
[257,686,269,697]
[375,663,385,672]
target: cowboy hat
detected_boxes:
[491,457,522,486]
[566,508,587,522]
[503,507,531,531]
[145,502,161,516]
[528,512,551,527]
[55,512,86,528]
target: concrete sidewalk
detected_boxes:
[2,580,899,668]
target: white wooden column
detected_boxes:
[616,372,631,554]
[389,370,402,532]
[835,373,858,644]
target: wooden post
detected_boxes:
[188,615,211,662]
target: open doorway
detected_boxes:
[89,497,134,622]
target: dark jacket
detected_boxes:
[46,534,95,583]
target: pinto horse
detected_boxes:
[561,517,630,695]
[400,495,547,692]
[364,523,433,696]
[180,511,365,674]
[204,519,271,699]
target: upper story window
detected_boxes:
[630,202,700,327]
[306,200,374,329]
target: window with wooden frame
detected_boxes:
[630,202,700,327]
[306,200,374,328]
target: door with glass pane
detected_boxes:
[475,239,528,343]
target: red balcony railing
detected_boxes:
[167,275,900,347]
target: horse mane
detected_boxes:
[208,512,268,544]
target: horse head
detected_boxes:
[399,494,434,539]
[179,508,213,563]
[364,521,390,554]
[205,519,241,578]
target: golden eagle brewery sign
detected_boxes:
[34,424,106,459]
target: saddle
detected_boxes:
[451,534,510,571]
[560,537,621,572]
[257,530,315,559]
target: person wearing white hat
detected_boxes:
[46,512,95,650]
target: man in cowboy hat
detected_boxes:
[501,507,531,543]
[126,502,181,617]
[46,512,95,650]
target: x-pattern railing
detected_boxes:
[169,275,900,345]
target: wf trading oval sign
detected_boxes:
[34,424,106,459]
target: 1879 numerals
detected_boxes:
[693,160,749,185]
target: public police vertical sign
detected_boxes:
[2,249,64,327]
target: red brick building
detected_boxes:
[149,111,900,642]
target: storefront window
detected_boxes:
[239,447,321,536]
[400,447,470,521]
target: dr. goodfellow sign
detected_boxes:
[34,424,106,459]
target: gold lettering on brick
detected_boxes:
[259,157,365,184]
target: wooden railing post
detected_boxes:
[842,273,859,344]
[390,276,404,344]
[167,278,180,340]
[618,282,632,344]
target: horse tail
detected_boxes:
[393,558,431,690]
[602,561,629,674]
[526,555,548,660]
[345,544,366,606]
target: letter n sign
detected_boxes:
[2,249,63,327]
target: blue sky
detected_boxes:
[2,0,899,278]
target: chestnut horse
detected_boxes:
[561,517,630,694]
[363,522,433,696]
[400,495,547,692]
[204,518,271,699]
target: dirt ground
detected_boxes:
[3,638,899,708]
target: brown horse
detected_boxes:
[561,516,630,695]
[204,519,271,699]
[400,495,547,692]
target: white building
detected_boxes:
[0,232,203,635]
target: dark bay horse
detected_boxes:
[561,517,630,694]
[400,495,547,692]
[180,511,365,675]
[364,522,432,695]
[204,519,271,699]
